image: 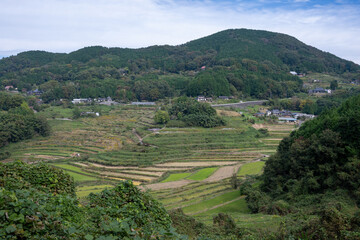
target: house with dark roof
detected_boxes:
[308,87,331,95]
[27,89,43,96]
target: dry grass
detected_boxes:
[216,109,242,117]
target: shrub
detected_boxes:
[154,110,170,124]
[169,97,225,128]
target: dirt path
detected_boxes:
[132,128,144,145]
[188,196,245,216]
[204,162,243,182]
[132,126,165,147]
[139,179,194,191]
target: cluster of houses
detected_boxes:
[290,71,305,77]
[71,97,119,105]
[71,98,157,106]
[254,109,315,123]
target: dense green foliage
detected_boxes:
[0,161,182,239]
[1,29,358,102]
[169,209,245,239]
[154,110,170,124]
[262,94,360,197]
[0,93,50,149]
[266,88,360,115]
[241,94,360,239]
[169,97,225,127]
[0,161,76,195]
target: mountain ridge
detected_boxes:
[0,28,359,101]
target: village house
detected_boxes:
[71,98,92,104]
[196,96,213,102]
[308,87,331,95]
[278,117,298,123]
[289,71,305,77]
[293,113,315,119]
[27,89,43,96]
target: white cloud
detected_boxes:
[0,0,359,64]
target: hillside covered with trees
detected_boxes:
[242,94,360,239]
[0,93,50,159]
[1,29,359,102]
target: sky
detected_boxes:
[0,0,360,64]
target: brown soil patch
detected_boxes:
[139,180,194,191]
[89,163,138,170]
[216,109,241,117]
[204,162,243,182]
[252,124,265,130]
[252,124,295,131]
[81,163,191,173]
[121,170,164,177]
[91,170,156,182]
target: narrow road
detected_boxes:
[211,100,268,108]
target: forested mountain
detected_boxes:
[0,29,359,102]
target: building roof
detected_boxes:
[278,117,297,121]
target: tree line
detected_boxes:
[0,93,50,154]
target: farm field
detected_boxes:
[1,104,295,233]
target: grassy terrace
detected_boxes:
[237,161,266,177]
[187,167,218,181]
[161,172,192,183]
[51,163,100,182]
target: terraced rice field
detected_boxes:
[143,116,294,231]
[3,103,294,229]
